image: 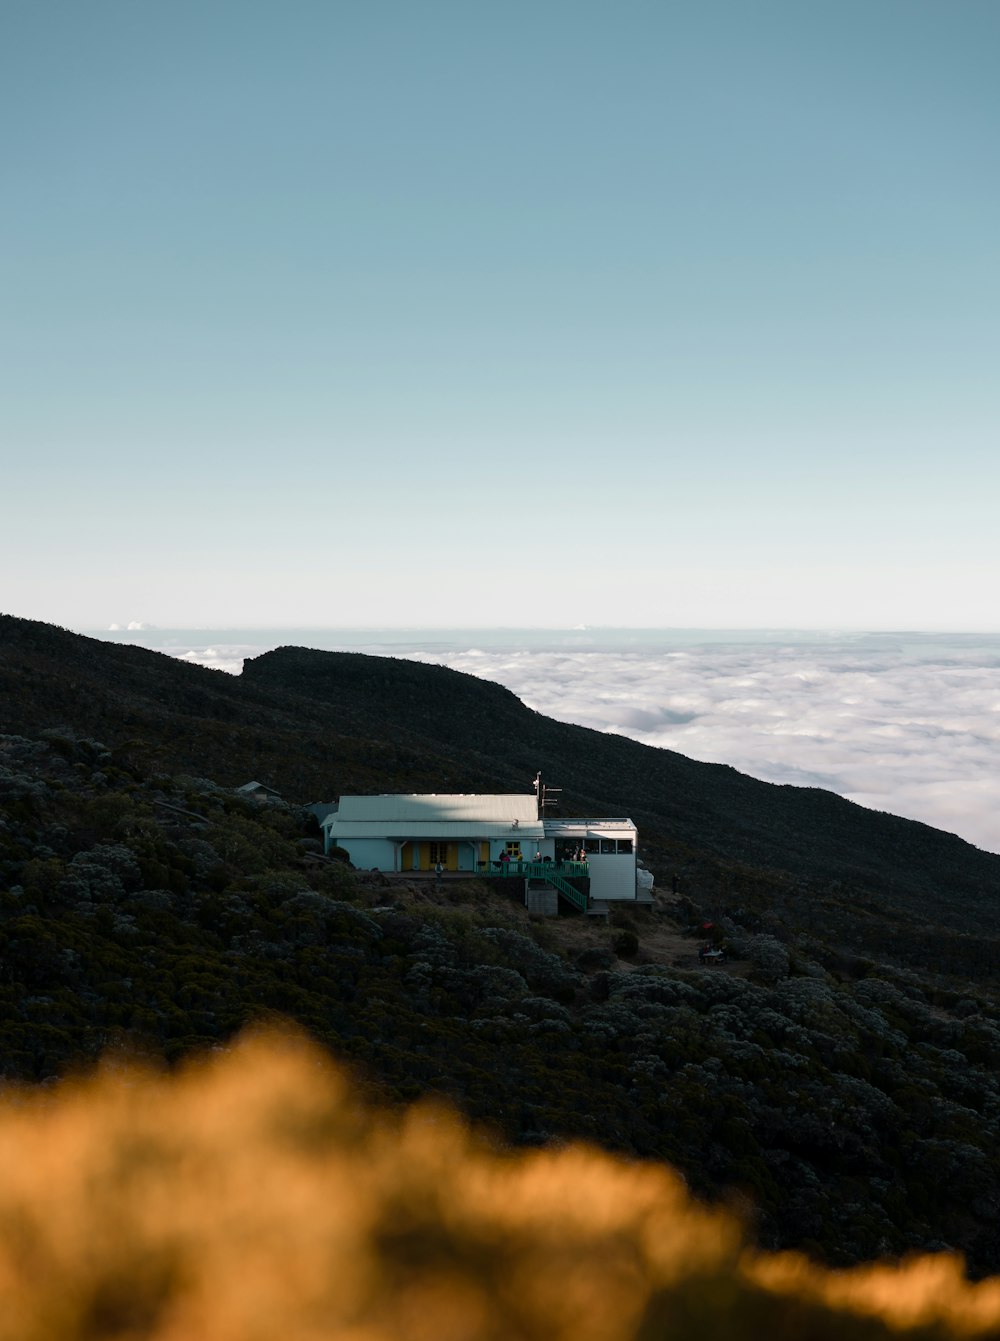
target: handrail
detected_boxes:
[476,860,590,911]
[537,871,589,911]
[477,861,590,879]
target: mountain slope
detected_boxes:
[4,614,1000,1272]
[241,646,1000,939]
[2,724,1000,1274]
[2,616,999,978]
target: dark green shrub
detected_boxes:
[609,910,636,931]
[614,930,639,959]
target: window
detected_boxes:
[505,841,522,859]
[429,843,450,864]
[616,839,633,854]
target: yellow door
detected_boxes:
[425,843,458,871]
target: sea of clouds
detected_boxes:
[92,629,1000,854]
[407,638,1000,856]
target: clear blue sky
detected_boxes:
[3,0,998,628]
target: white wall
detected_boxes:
[336,838,397,871]
[585,854,637,901]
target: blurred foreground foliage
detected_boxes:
[2,1028,1000,1341]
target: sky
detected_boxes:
[2,0,999,628]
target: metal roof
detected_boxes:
[333,794,540,824]
[542,818,637,833]
[328,820,545,840]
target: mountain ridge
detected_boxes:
[2,615,998,975]
[4,613,1000,1272]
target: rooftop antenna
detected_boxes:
[533,771,562,818]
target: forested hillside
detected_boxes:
[2,615,1000,1274]
[3,615,999,979]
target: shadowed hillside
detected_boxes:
[242,646,1000,979]
[0,615,511,799]
[2,615,999,981]
[243,645,1000,920]
[5,619,1000,1272]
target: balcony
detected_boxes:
[476,860,590,879]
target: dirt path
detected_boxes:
[540,897,753,976]
[360,876,752,976]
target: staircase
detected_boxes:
[524,872,589,914]
[483,860,590,916]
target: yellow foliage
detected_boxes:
[0,1031,996,1341]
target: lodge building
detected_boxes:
[320,792,654,914]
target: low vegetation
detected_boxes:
[3,727,1000,1277]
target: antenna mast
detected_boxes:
[533,771,562,818]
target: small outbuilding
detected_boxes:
[235,781,283,804]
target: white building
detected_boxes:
[320,792,652,909]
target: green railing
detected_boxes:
[477,861,590,912]
[477,861,590,880]
[536,871,589,912]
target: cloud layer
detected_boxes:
[406,638,1000,855]
[124,631,1000,855]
